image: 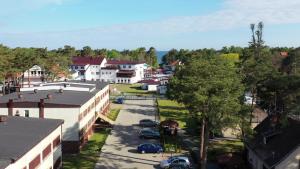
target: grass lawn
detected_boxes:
[110,84,155,95]
[107,108,120,121]
[63,129,111,169]
[208,139,244,161]
[157,99,196,130]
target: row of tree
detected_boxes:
[167,22,300,169]
[0,46,160,82]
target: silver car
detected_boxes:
[160,156,191,169]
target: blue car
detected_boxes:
[115,97,124,104]
[137,143,163,154]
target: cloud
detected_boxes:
[0,0,300,49]
[0,0,67,16]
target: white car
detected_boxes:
[245,96,255,105]
[160,156,191,169]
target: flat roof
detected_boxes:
[0,81,109,107]
[0,116,63,169]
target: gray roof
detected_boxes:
[246,116,300,168]
[0,116,63,169]
[0,81,109,107]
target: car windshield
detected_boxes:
[167,157,177,163]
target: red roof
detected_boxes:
[72,56,105,65]
[169,60,180,66]
[107,60,144,65]
[280,52,288,57]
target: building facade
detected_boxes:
[0,81,110,154]
[70,57,107,81]
[0,116,63,169]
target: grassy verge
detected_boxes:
[107,108,120,121]
[63,128,111,169]
[157,99,196,130]
[110,84,155,95]
[208,140,244,161]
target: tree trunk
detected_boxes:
[27,69,30,87]
[199,118,209,169]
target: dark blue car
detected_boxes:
[137,143,163,154]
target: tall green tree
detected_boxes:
[241,22,276,123]
[146,47,158,67]
[168,56,244,169]
[80,46,94,56]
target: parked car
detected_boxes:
[169,163,192,169]
[115,97,124,104]
[139,128,160,139]
[137,143,163,154]
[160,156,191,169]
[139,119,159,127]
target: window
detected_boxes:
[52,136,61,149]
[102,72,104,75]
[123,65,126,68]
[42,144,52,160]
[96,72,100,75]
[129,65,131,68]
[29,154,41,169]
[25,110,29,117]
[81,66,84,69]
[75,66,78,69]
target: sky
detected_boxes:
[0,0,300,50]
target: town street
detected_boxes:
[95,99,164,169]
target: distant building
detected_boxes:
[163,60,182,72]
[102,60,147,84]
[0,81,110,154]
[139,80,160,91]
[70,56,107,81]
[0,116,63,169]
[23,65,47,87]
[70,57,147,84]
[245,116,300,169]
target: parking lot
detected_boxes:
[95,99,165,169]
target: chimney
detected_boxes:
[0,115,7,122]
[39,99,45,118]
[7,99,13,116]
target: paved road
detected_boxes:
[95,99,164,169]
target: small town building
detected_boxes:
[70,56,107,81]
[22,65,47,87]
[139,80,160,91]
[0,81,110,154]
[245,115,300,169]
[0,115,63,169]
[104,60,146,84]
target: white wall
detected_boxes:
[0,107,80,141]
[45,108,80,141]
[148,84,158,91]
[276,147,300,169]
[100,69,117,83]
[5,125,62,169]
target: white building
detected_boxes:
[0,81,110,154]
[0,116,63,169]
[70,57,107,81]
[102,60,147,84]
[23,65,47,87]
